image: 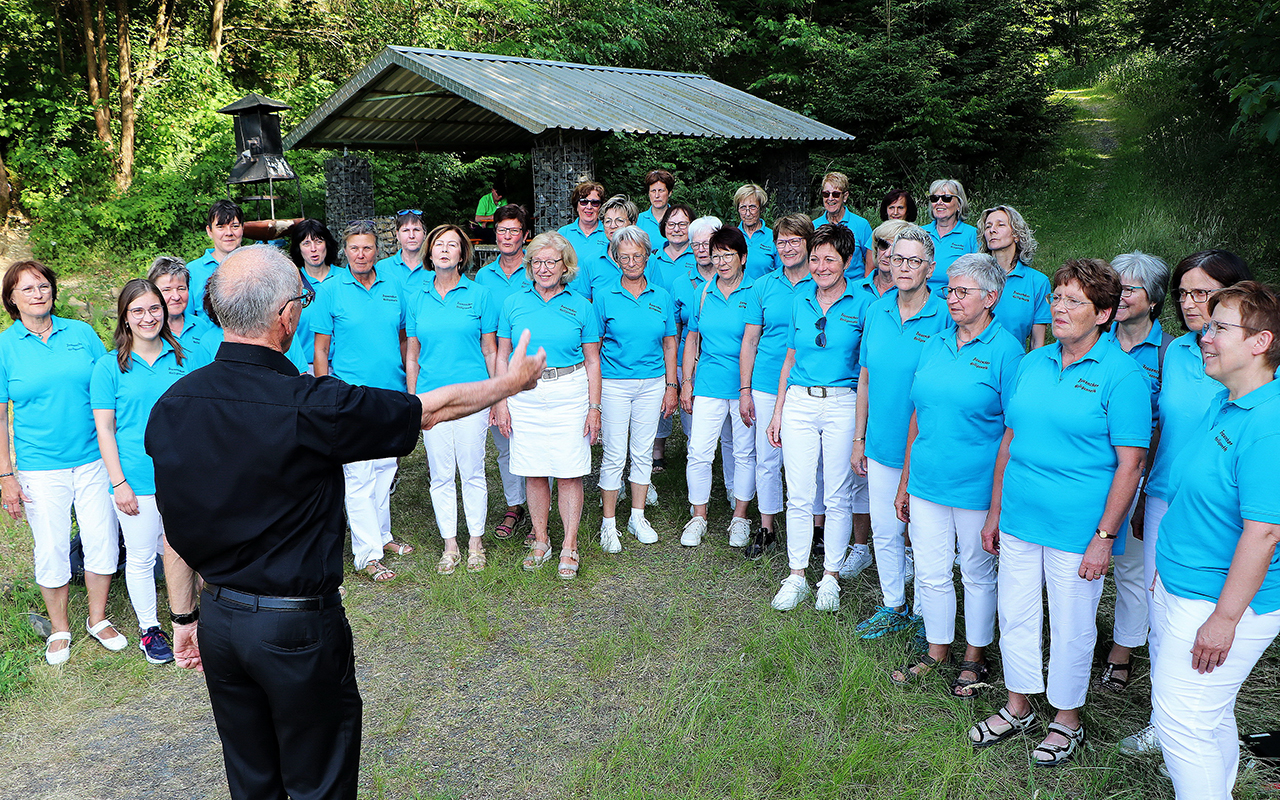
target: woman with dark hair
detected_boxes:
[91,279,203,665]
[1150,281,1280,799]
[1119,249,1255,755]
[0,261,118,665]
[880,189,917,223]
[638,169,675,249]
[558,180,609,267]
[289,219,345,373]
[970,258,1150,766]
[648,202,696,290]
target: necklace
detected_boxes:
[28,319,53,337]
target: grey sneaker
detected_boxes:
[838,545,873,579]
[904,546,915,583]
[1119,723,1161,755]
[815,575,841,612]
[771,575,812,611]
[681,516,707,547]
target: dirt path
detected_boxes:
[0,223,34,270]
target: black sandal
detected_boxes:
[888,652,951,686]
[1099,659,1133,692]
[950,660,989,698]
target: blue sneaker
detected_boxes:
[139,626,175,665]
[857,606,911,639]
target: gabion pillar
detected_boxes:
[324,155,375,237]
[532,131,596,234]
[761,144,810,217]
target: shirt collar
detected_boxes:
[711,273,753,295]
[340,268,384,289]
[1222,379,1280,411]
[427,274,472,301]
[882,291,944,322]
[215,342,300,376]
[1049,333,1112,367]
[16,315,69,339]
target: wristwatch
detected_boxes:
[1095,528,1115,541]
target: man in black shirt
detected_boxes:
[146,244,544,800]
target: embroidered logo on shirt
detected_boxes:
[456,301,473,310]
[1073,378,1099,393]
[1012,291,1030,302]
[381,294,398,302]
[838,313,859,325]
[648,303,663,314]
[912,332,932,343]
[559,305,578,317]
[969,357,990,370]
[1213,429,1234,452]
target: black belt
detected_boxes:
[203,584,342,612]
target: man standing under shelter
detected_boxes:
[145,244,545,800]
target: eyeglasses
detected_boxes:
[874,238,891,250]
[776,237,805,250]
[1120,284,1145,298]
[1177,287,1214,303]
[928,194,956,204]
[577,198,602,207]
[396,208,423,216]
[530,258,564,269]
[944,286,980,299]
[666,221,689,230]
[1202,319,1260,339]
[737,203,759,213]
[820,190,844,199]
[278,287,316,316]
[128,304,165,320]
[18,282,52,297]
[1047,293,1090,310]
[889,254,926,270]
[710,253,740,264]
[815,316,827,348]
[617,254,647,265]
[495,226,524,236]
[690,241,711,250]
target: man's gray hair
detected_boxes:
[608,226,652,263]
[948,253,1006,298]
[207,244,300,337]
[147,255,189,286]
[892,223,936,260]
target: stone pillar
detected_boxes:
[761,144,811,218]
[531,131,596,234]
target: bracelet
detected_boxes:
[666,382,679,388]
[589,404,602,412]
[852,437,865,443]
[739,387,751,392]
[113,478,127,488]
[170,608,199,625]
[0,471,12,478]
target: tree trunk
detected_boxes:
[115,0,135,191]
[0,148,10,222]
[53,0,67,74]
[209,0,226,63]
[136,0,174,99]
[75,0,112,145]
[95,0,109,97]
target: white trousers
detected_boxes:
[868,458,908,608]
[997,531,1105,709]
[1144,495,1170,662]
[600,377,665,491]
[780,388,855,572]
[911,496,996,647]
[1110,492,1147,648]
[489,426,526,506]
[686,396,755,506]
[422,409,489,541]
[20,460,117,587]
[1152,579,1280,800]
[115,494,164,631]
[343,457,398,569]
[752,390,785,515]
[658,369,735,493]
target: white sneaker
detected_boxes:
[1119,723,1161,755]
[838,545,874,579]
[599,520,623,554]
[628,515,658,544]
[771,575,812,611]
[727,517,751,547]
[904,546,915,583]
[681,516,707,547]
[646,484,658,506]
[815,575,841,612]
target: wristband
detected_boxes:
[739,387,751,392]
[0,472,12,478]
[170,608,199,625]
[113,478,128,488]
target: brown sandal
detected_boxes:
[494,506,526,540]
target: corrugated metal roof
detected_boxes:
[284,47,853,151]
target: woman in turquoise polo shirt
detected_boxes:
[288,219,344,373]
[406,225,497,575]
[852,225,954,639]
[1117,248,1254,756]
[968,258,1149,766]
[637,168,674,250]
[583,195,638,297]
[978,204,1049,349]
[647,202,695,291]
[557,180,609,270]
[813,171,874,278]
[91,279,205,665]
[922,179,979,289]
[680,225,757,550]
[734,184,780,280]
[888,254,1024,694]
[594,226,677,552]
[494,232,602,580]
[1150,281,1280,800]
[0,261,120,665]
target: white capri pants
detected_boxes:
[1152,578,1280,800]
[1143,495,1170,662]
[344,456,398,570]
[910,497,996,647]
[752,390,785,516]
[687,396,755,506]
[422,408,489,541]
[867,458,909,608]
[115,494,165,631]
[1110,491,1147,648]
[508,366,591,478]
[600,377,665,492]
[20,460,118,587]
[489,425,526,506]
[997,531,1105,710]
[780,387,855,573]
[659,368,735,492]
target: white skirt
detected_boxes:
[508,366,591,478]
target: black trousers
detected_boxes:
[201,594,362,800]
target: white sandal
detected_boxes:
[86,618,128,652]
[45,631,72,666]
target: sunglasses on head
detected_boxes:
[396,208,423,216]
[928,194,956,204]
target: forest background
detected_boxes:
[0,0,1277,280]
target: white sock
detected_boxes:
[630,508,645,523]
[602,515,616,525]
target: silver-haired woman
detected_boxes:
[923,179,979,288]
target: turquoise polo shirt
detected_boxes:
[859,293,954,468]
[295,265,346,368]
[637,209,666,250]
[593,279,677,380]
[671,267,711,367]
[406,275,498,393]
[1000,337,1151,554]
[498,286,600,369]
[375,251,429,293]
[813,208,873,278]
[648,247,695,295]
[745,268,813,393]
[90,342,199,495]
[993,262,1051,348]
[1146,332,1215,502]
[689,275,755,399]
[558,220,609,269]
[787,279,871,389]
[1104,319,1165,431]
[907,322,1025,510]
[851,272,896,309]
[185,248,220,318]
[740,223,781,280]
[587,254,622,295]
[1156,380,1280,613]
[474,258,531,309]
[174,314,222,365]
[312,269,407,391]
[0,317,106,470]
[922,220,980,289]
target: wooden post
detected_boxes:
[531,131,595,234]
